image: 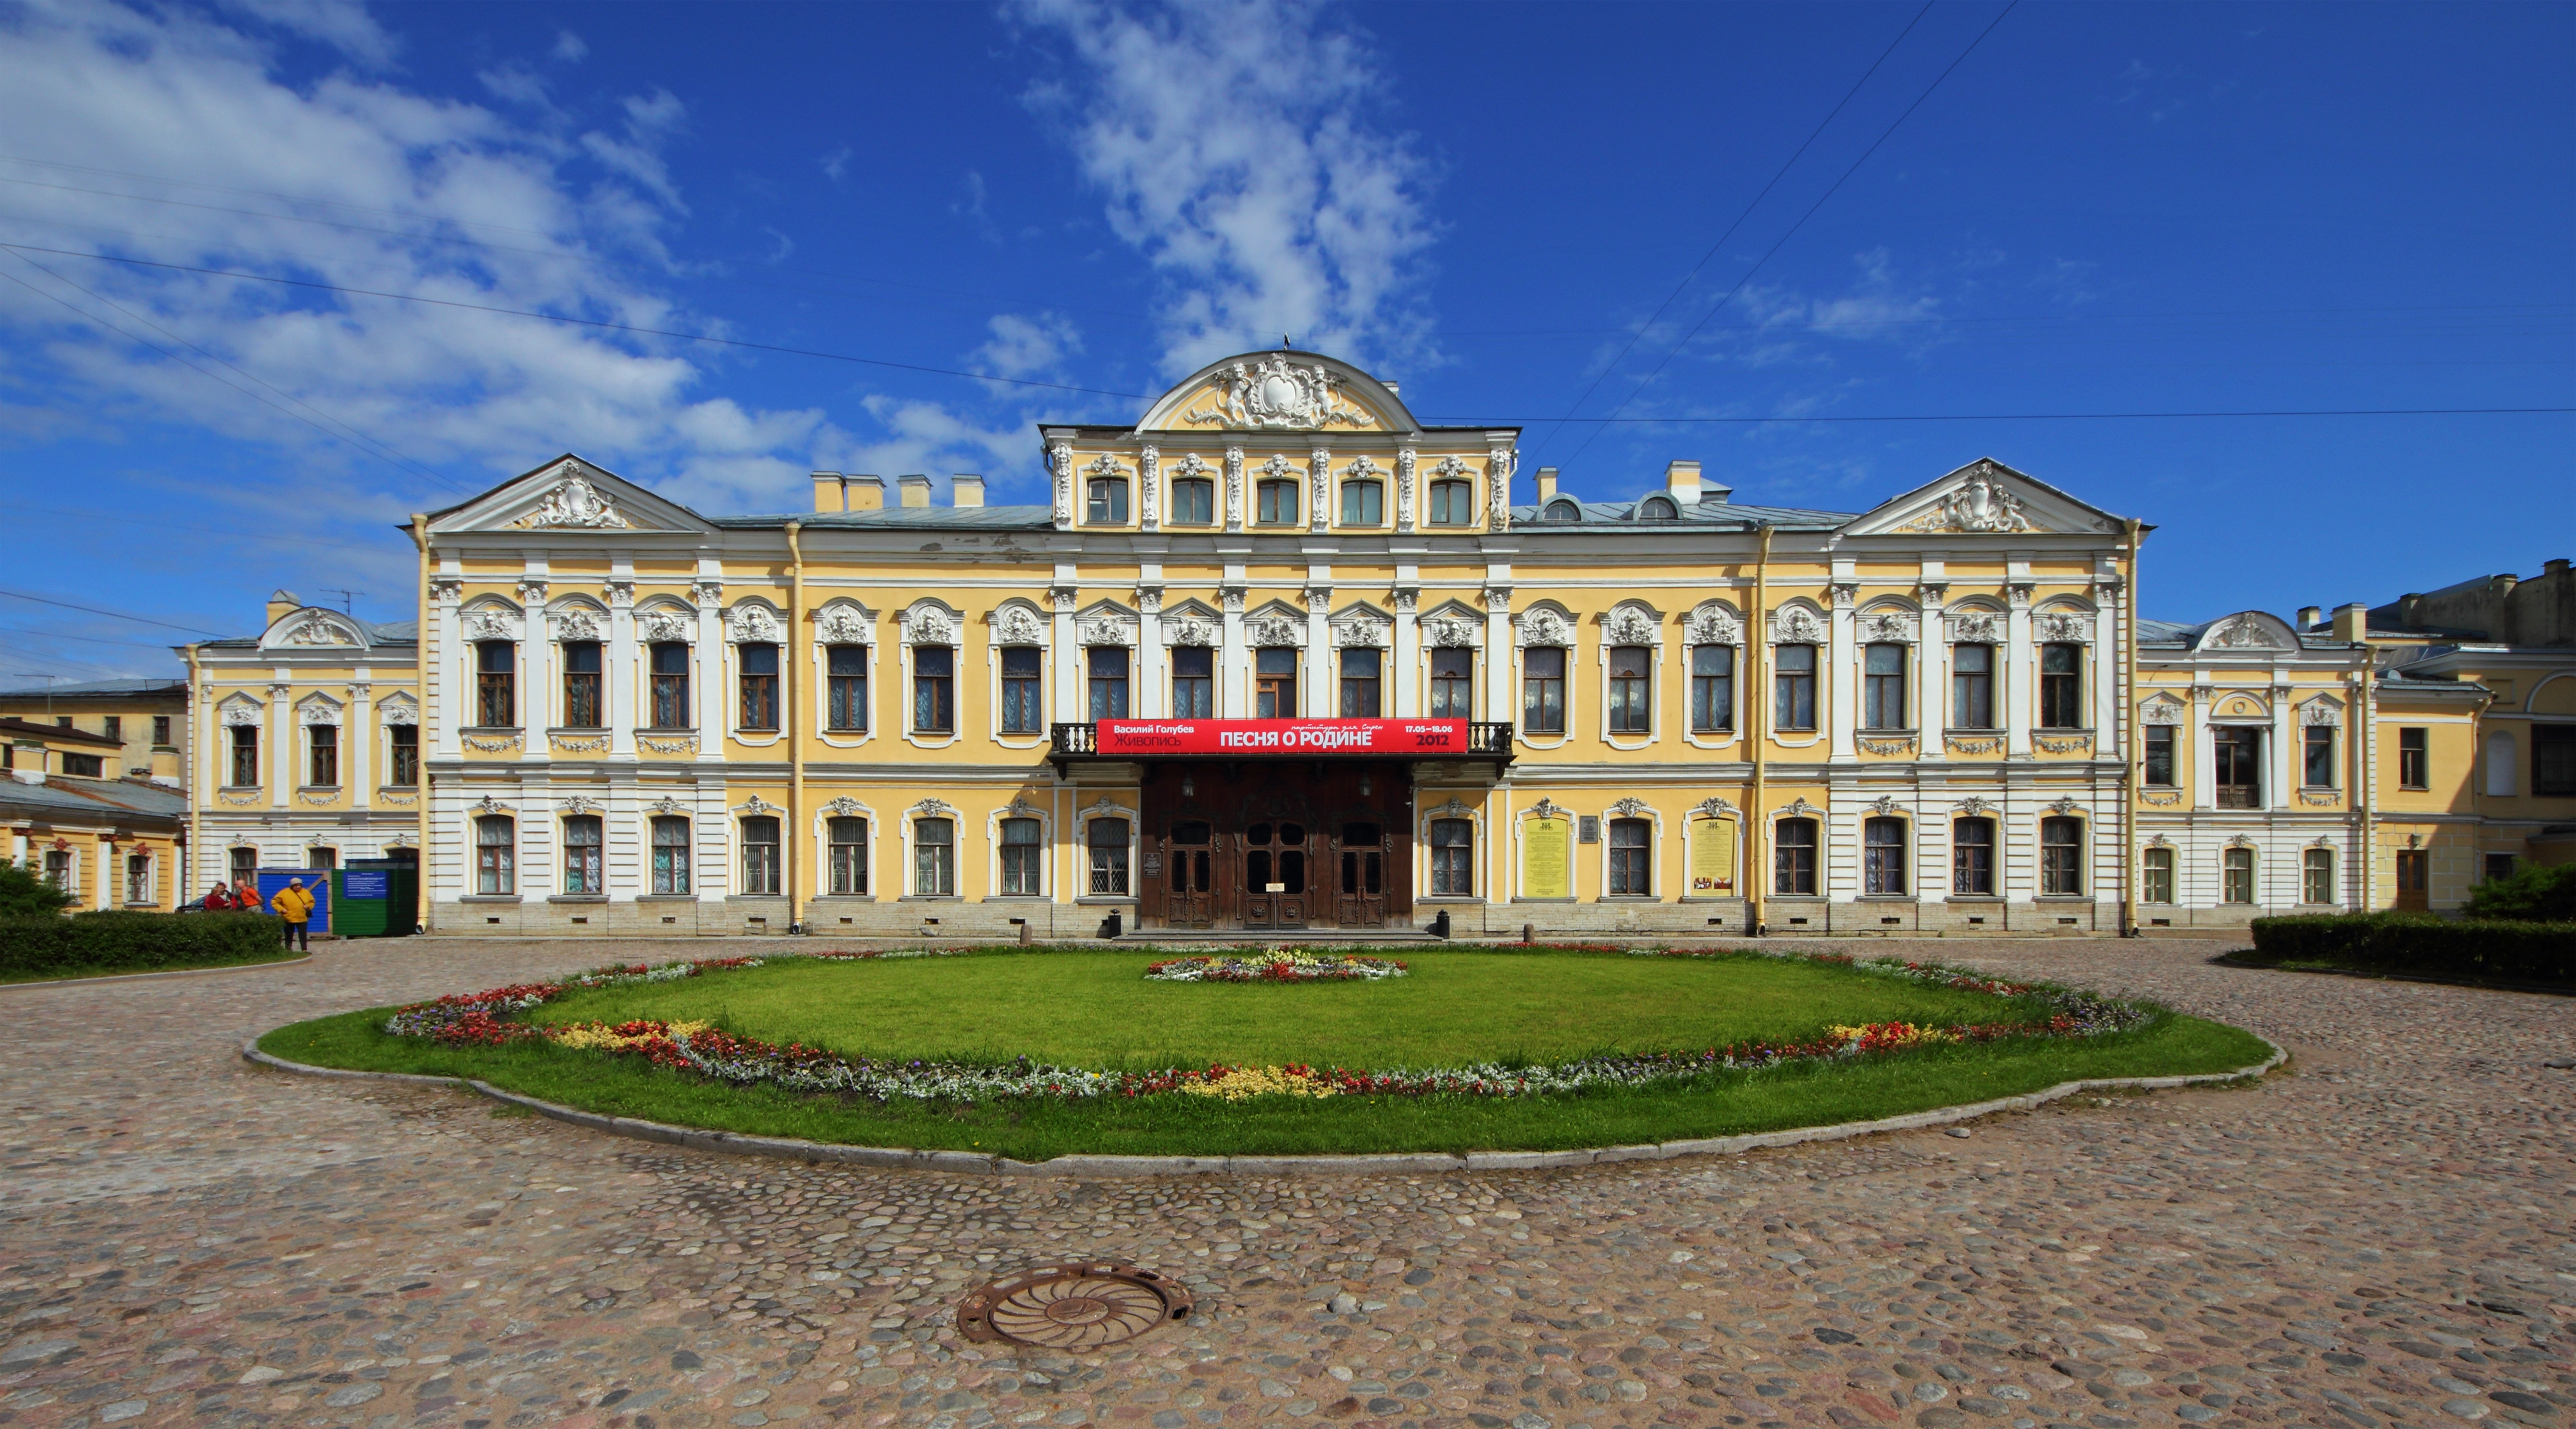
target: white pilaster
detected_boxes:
[2191,682,2214,811]
[1050,583,1079,723]
[1219,580,1246,717]
[267,673,290,808]
[1828,580,1856,760]
[521,568,551,764]
[1484,585,1513,723]
[1309,444,1331,535]
[1303,582,1331,716]
[2005,582,2035,758]
[606,573,636,756]
[1139,445,1161,533]
[2269,676,2293,811]
[349,673,373,807]
[1136,584,1164,718]
[1919,582,1947,759]
[432,574,463,759]
[1393,588,1420,716]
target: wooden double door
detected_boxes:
[1138,762,1409,931]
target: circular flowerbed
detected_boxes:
[263,946,2272,1160]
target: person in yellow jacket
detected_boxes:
[270,876,316,951]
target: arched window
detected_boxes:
[739,643,780,731]
[563,814,602,894]
[741,815,781,895]
[913,645,955,733]
[1864,817,1907,895]
[1429,478,1473,525]
[1691,645,1734,732]
[1339,478,1383,525]
[1085,473,1129,524]
[999,816,1042,895]
[914,816,954,895]
[2222,845,2255,905]
[650,815,690,895]
[1953,818,1995,895]
[563,638,603,728]
[475,814,514,895]
[828,816,868,895]
[649,641,690,728]
[1774,818,1818,896]
[2041,816,2084,896]
[1609,646,1651,734]
[1000,646,1042,732]
[1607,818,1650,896]
[1088,818,1131,895]
[1638,495,1677,520]
[1257,478,1299,525]
[475,640,515,728]
[1430,818,1473,896]
[1543,498,1581,522]
[1170,475,1215,525]
[1774,642,1817,732]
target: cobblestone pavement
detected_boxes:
[2,936,2571,1429]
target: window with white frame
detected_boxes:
[2041,817,2084,896]
[1951,643,1995,728]
[1863,644,1906,730]
[1953,817,1995,895]
[828,817,868,895]
[650,815,690,895]
[1430,818,1472,896]
[914,646,956,733]
[2142,845,2175,904]
[739,644,780,731]
[306,722,338,787]
[563,639,603,727]
[1774,818,1818,895]
[475,815,514,895]
[1689,645,1733,732]
[1088,818,1130,895]
[741,816,781,895]
[1607,818,1650,895]
[1863,816,1906,894]
[914,817,955,895]
[1001,647,1043,732]
[999,816,1042,895]
[2301,846,2334,904]
[1522,647,1567,734]
[1608,647,1651,734]
[563,815,603,894]
[2222,845,2255,904]
[827,644,868,732]
[1430,648,1472,718]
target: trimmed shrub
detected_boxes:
[2247,912,2576,985]
[2465,861,2576,922]
[0,911,287,978]
[0,861,73,917]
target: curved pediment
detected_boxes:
[259,607,366,650]
[1136,350,1420,435]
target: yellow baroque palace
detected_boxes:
[159,350,2572,937]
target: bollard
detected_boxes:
[1521,921,1534,945]
[1018,920,1032,946]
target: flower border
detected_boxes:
[1144,951,1408,983]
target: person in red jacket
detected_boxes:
[202,881,233,911]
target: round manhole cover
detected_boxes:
[957,1262,1192,1351]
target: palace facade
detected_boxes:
[147,349,2566,938]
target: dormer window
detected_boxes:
[1638,495,1678,520]
[1543,498,1581,522]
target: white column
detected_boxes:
[606,577,636,756]
[1051,586,1079,722]
[1393,590,1420,716]
[1920,587,1947,759]
[1219,586,1246,717]
[1304,585,1331,717]
[1484,587,1513,723]
[1136,587,1164,718]
[693,575,723,761]
[521,574,552,763]
[2005,584,2035,758]
[2092,582,2121,749]
[349,675,373,807]
[2269,680,2293,811]
[1829,582,1856,760]
[432,576,464,759]
[2192,684,2215,811]
[267,675,291,808]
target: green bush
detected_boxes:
[2247,912,2576,985]
[2465,861,2576,922]
[0,861,73,917]
[0,910,286,978]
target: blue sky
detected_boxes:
[0,0,2567,681]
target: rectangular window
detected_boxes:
[1000,646,1042,732]
[1430,647,1472,718]
[2303,723,2336,788]
[1522,647,1567,734]
[153,715,171,746]
[1430,818,1473,897]
[2039,642,2084,729]
[1863,816,1906,895]
[914,817,954,895]
[1340,481,1382,525]
[741,816,780,895]
[2144,725,2176,786]
[1863,643,1906,731]
[2395,848,2428,895]
[738,644,780,731]
[1774,643,1816,732]
[1951,644,1994,728]
[1257,480,1299,525]
[103,715,121,742]
[42,849,70,890]
[1690,645,1734,733]
[307,723,338,786]
[2302,847,2335,904]
[230,725,258,786]
[651,815,691,895]
[126,853,150,905]
[1608,818,1650,896]
[2041,816,2084,896]
[1087,646,1130,720]
[387,724,418,786]
[2222,845,2255,905]
[61,752,102,778]
[913,645,955,732]
[828,816,868,895]
[1255,647,1297,719]
[230,846,257,880]
[1086,477,1129,525]
[476,640,515,728]
[1000,816,1043,895]
[1429,480,1473,526]
[307,847,336,872]
[2215,726,2262,808]
[1170,646,1213,717]
[476,814,515,895]
[1089,818,1130,895]
[2535,725,2576,797]
[1774,818,1818,896]
[1608,646,1652,734]
[1338,647,1382,717]
[2398,727,2428,790]
[562,640,602,727]
[650,641,690,728]
[828,644,868,732]
[1953,817,1995,895]
[563,814,603,894]
[1170,478,1214,525]
[2142,845,2174,904]
[2483,852,2516,884]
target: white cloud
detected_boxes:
[1012,0,1439,376]
[820,143,852,184]
[218,0,394,66]
[551,28,587,63]
[974,312,1082,381]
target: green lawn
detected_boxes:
[257,949,2275,1160]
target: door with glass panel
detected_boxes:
[1333,821,1387,928]
[1240,818,1309,929]
[1161,820,1216,928]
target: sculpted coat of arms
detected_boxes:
[511,470,631,529]
[1181,356,1373,431]
[1900,466,2035,534]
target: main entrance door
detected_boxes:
[1240,819,1310,930]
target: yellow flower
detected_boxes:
[1176,1066,1340,1101]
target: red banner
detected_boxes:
[1094,718,1470,757]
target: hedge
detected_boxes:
[2246,912,2576,986]
[0,911,288,978]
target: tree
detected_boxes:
[0,858,74,917]
[2464,861,2576,923]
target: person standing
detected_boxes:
[233,875,259,912]
[203,881,233,911]
[270,876,315,951]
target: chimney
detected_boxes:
[844,475,885,512]
[2546,558,2571,578]
[1534,467,1558,504]
[266,589,300,625]
[952,474,985,508]
[9,740,43,785]
[898,475,932,508]
[811,471,845,514]
[1383,379,1400,394]
[2331,603,2369,642]
[2298,605,2322,630]
[1700,481,1733,505]
[1664,459,1702,505]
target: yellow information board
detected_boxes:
[1690,817,1737,895]
[1522,816,1571,899]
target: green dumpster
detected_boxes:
[336,858,419,937]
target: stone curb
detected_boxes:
[241,1036,2287,1179]
[4,954,315,991]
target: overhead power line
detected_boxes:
[0,587,228,638]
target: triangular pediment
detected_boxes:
[428,455,710,535]
[1841,458,2126,538]
[1135,351,1421,435]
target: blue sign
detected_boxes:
[254,869,331,935]
[344,870,390,900]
